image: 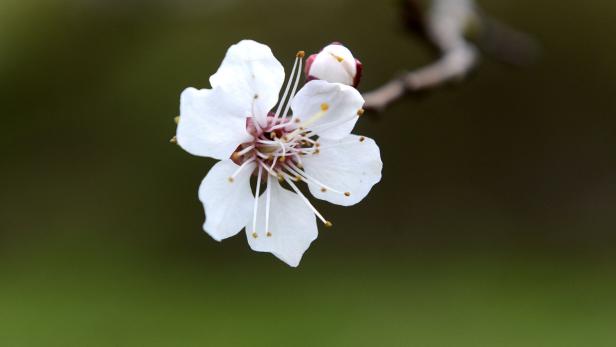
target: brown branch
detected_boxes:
[363,0,537,112]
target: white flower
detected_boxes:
[305,42,363,87]
[177,40,382,267]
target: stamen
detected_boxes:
[264,174,272,239]
[236,145,255,156]
[251,98,263,132]
[298,104,329,129]
[281,54,304,119]
[282,173,330,226]
[258,161,278,177]
[300,111,359,137]
[251,165,263,238]
[274,56,299,119]
[228,158,255,182]
[329,52,344,62]
[285,162,346,196]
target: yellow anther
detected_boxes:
[294,175,301,182]
[344,192,351,197]
[279,156,286,162]
[169,136,177,144]
[228,177,234,183]
[174,116,180,124]
[320,103,329,111]
[315,142,321,147]
[297,51,305,58]
[330,52,344,62]
[266,231,272,237]
[231,152,241,161]
[252,232,258,239]
[314,149,320,155]
[357,108,365,116]
[324,221,333,228]
[320,187,327,193]
[294,118,301,123]
[277,174,284,182]
[359,136,365,142]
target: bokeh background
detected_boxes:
[1,0,615,345]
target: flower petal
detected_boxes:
[302,134,382,206]
[291,80,364,140]
[245,178,318,267]
[199,160,255,241]
[177,87,252,160]
[209,40,285,125]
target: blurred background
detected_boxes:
[1,0,615,345]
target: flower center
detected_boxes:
[225,51,358,238]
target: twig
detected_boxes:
[363,0,538,111]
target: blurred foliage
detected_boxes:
[0,0,615,345]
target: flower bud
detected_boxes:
[305,43,363,87]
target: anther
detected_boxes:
[228,177,234,183]
[294,118,301,123]
[174,116,180,124]
[252,232,258,239]
[297,51,305,58]
[330,52,344,62]
[314,149,320,154]
[324,221,333,228]
[231,152,241,161]
[320,103,329,111]
[279,156,286,163]
[294,175,301,182]
[254,94,259,99]
[266,231,272,237]
[169,136,177,144]
[320,187,327,193]
[357,108,365,116]
[359,136,365,142]
[344,192,351,197]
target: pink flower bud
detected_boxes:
[305,43,363,87]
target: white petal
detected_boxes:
[245,179,318,267]
[177,87,252,160]
[308,44,357,85]
[291,80,364,140]
[302,134,382,206]
[199,160,255,241]
[209,40,285,125]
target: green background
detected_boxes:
[1,0,615,345]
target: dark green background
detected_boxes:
[1,0,615,345]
